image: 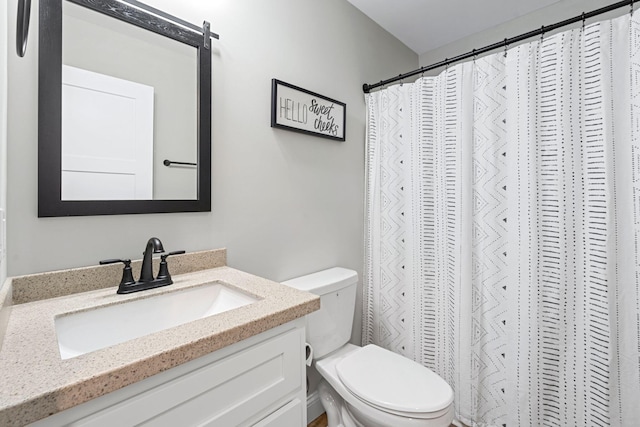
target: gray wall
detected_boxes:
[0,0,7,285]
[6,0,417,351]
[420,0,630,71]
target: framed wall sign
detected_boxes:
[271,79,346,141]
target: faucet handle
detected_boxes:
[99,258,129,265]
[99,258,136,288]
[156,250,186,281]
[166,250,186,257]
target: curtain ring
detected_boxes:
[399,74,403,87]
[540,25,545,42]
[631,0,635,16]
[472,48,477,63]
[581,12,586,30]
[445,58,449,71]
[503,38,508,57]
[420,66,425,79]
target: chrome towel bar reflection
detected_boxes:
[163,159,197,167]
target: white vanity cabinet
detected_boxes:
[30,319,307,427]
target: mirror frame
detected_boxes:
[38,0,211,217]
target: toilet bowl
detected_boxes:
[283,268,454,427]
[316,344,454,427]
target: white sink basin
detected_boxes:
[55,282,259,360]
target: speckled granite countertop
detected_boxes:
[0,249,319,426]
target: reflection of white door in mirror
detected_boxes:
[61,65,154,201]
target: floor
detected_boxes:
[307,413,327,427]
[307,413,459,427]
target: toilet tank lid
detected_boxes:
[282,267,358,295]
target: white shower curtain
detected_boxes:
[364,12,640,427]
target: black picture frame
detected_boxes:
[271,79,346,141]
[38,0,212,217]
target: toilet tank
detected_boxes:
[282,267,358,359]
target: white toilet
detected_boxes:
[283,267,454,427]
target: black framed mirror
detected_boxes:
[38,0,211,217]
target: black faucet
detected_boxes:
[139,237,165,284]
[100,237,185,294]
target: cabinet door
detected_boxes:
[62,327,303,427]
[144,328,302,427]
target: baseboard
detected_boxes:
[307,390,324,422]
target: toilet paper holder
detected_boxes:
[305,343,313,366]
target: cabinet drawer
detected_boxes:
[252,398,303,427]
[66,327,304,427]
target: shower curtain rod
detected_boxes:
[362,0,635,93]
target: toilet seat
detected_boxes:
[316,344,454,427]
[335,344,453,418]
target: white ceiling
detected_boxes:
[346,0,561,55]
